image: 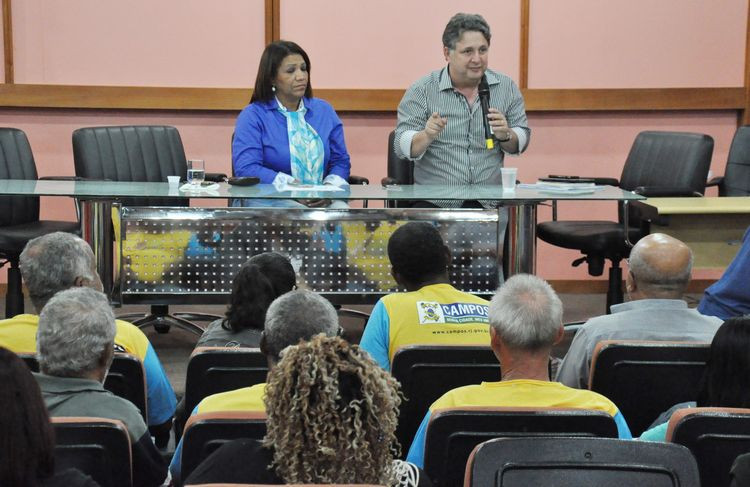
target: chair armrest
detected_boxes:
[348,175,369,185]
[204,173,228,183]
[706,175,723,187]
[632,186,703,197]
[381,176,400,186]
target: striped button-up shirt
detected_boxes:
[395,66,530,207]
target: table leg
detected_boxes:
[505,204,537,276]
[80,199,114,297]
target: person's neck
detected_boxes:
[449,69,480,102]
[276,95,301,112]
[403,274,450,292]
[499,351,551,382]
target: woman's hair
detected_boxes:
[0,347,55,485]
[223,252,296,333]
[251,40,313,103]
[263,335,401,484]
[696,316,750,407]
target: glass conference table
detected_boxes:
[0,180,643,305]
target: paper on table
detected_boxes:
[278,182,345,192]
[518,182,603,195]
[179,182,220,192]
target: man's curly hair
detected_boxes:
[263,335,402,484]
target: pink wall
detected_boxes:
[12,0,264,87]
[529,0,747,88]
[281,0,521,87]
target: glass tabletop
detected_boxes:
[0,179,644,202]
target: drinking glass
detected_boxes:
[187,159,205,187]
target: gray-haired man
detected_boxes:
[35,287,167,487]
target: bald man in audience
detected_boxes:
[556,233,723,389]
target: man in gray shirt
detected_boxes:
[556,233,723,389]
[394,12,530,208]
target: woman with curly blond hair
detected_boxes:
[184,335,430,486]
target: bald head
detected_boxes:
[627,233,693,298]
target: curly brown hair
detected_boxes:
[263,335,402,484]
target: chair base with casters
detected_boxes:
[117,304,209,335]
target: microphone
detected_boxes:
[478,75,494,150]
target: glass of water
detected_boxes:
[187,159,205,187]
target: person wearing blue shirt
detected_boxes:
[231,40,350,208]
[698,226,750,320]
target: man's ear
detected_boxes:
[553,323,564,345]
[391,267,405,287]
[489,326,500,347]
[626,270,636,294]
[443,46,451,62]
[259,331,268,356]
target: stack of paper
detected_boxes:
[518,181,601,194]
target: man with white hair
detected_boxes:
[556,233,723,389]
[35,287,167,487]
[406,274,631,468]
[0,232,176,445]
[169,289,341,483]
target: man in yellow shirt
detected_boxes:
[360,221,490,371]
[169,289,341,483]
[0,232,176,445]
[406,274,632,468]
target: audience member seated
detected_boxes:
[0,347,99,487]
[406,274,631,469]
[170,289,340,484]
[34,287,166,487]
[185,335,431,486]
[196,252,296,348]
[556,233,722,388]
[360,221,490,371]
[639,316,750,441]
[0,232,176,445]
[698,226,750,320]
[231,40,350,209]
[731,451,750,487]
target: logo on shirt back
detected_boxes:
[417,301,489,324]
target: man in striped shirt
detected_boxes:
[394,13,530,209]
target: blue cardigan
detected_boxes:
[231,97,351,183]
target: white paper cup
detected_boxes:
[167,175,180,187]
[501,167,517,191]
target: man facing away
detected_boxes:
[35,287,167,487]
[406,274,631,468]
[394,12,530,208]
[556,233,723,389]
[169,289,341,484]
[359,221,490,371]
[0,232,176,445]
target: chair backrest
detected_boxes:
[184,347,268,418]
[181,411,267,482]
[0,127,41,227]
[387,130,414,185]
[51,416,132,487]
[465,437,700,487]
[424,407,619,487]
[619,131,714,195]
[391,345,500,453]
[589,340,710,436]
[72,125,189,207]
[21,353,148,421]
[666,407,750,487]
[721,125,750,196]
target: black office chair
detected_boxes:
[0,128,79,317]
[181,411,267,483]
[424,407,619,487]
[589,340,709,436]
[707,125,750,196]
[381,130,414,208]
[52,417,133,487]
[391,345,500,455]
[72,125,220,335]
[666,407,750,487]
[537,131,714,311]
[465,437,700,487]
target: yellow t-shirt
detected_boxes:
[195,383,267,414]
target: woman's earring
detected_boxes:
[272,86,276,92]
